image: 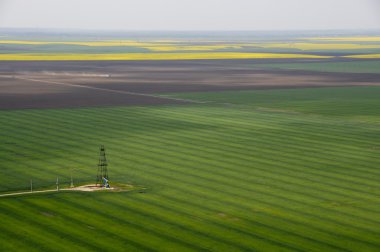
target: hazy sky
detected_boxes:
[0,0,379,31]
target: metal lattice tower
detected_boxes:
[96,145,109,186]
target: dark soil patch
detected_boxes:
[1,60,379,110]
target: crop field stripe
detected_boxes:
[97,196,311,252]
[3,200,113,251]
[2,107,380,211]
[1,87,379,251]
[113,138,380,212]
[25,197,193,252]
[3,108,380,246]
[0,201,155,252]
[41,106,378,163]
[144,190,376,251]
[19,193,256,252]
[0,214,56,252]
[130,192,371,251]
[107,114,380,183]
[108,194,348,252]
[9,106,380,175]
[3,109,380,206]
[6,150,380,240]
[0,209,94,252]
[129,108,380,174]
[56,195,266,252]
[60,108,378,193]
[93,123,378,198]
[0,231,40,252]
[2,108,380,205]
[1,160,378,249]
[152,107,379,151]
[112,157,380,240]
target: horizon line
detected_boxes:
[1,27,380,33]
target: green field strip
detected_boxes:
[0,152,93,192]
[0,232,40,252]
[110,151,380,239]
[132,183,378,252]
[3,132,380,250]
[164,86,380,107]
[6,102,380,156]
[1,87,380,251]
[105,194,323,252]
[101,130,379,204]
[63,191,346,252]
[62,194,271,252]
[3,149,380,245]
[105,105,378,161]
[138,191,376,252]
[139,120,380,177]
[250,60,380,74]
[1,108,378,217]
[115,193,350,252]
[57,194,243,252]
[40,106,380,179]
[154,190,380,252]
[110,125,380,194]
[1,200,111,251]
[162,102,380,126]
[0,122,102,181]
[151,107,380,155]
[1,106,378,211]
[24,196,184,252]
[133,169,377,248]
[0,217,54,252]
[24,194,175,251]
[0,209,94,252]
[104,153,380,243]
[134,108,380,177]
[109,149,380,231]
[4,202,155,252]
[87,109,380,199]
[111,139,380,217]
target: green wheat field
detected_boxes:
[1,86,379,251]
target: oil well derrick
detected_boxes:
[96,145,109,186]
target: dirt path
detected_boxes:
[0,185,116,198]
[13,76,204,104]
[0,189,58,198]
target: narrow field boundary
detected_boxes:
[1,75,205,104]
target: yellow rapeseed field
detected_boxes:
[0,40,171,47]
[0,40,243,51]
[143,45,243,51]
[0,53,332,61]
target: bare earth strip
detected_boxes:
[1,60,380,110]
[0,185,131,198]
[0,189,58,198]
